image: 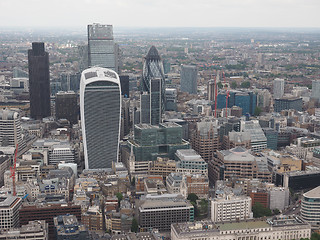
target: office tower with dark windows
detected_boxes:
[141,46,166,116]
[28,42,51,119]
[180,65,198,94]
[119,75,129,97]
[80,67,121,169]
[87,23,118,72]
[55,91,78,124]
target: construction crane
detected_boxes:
[214,71,218,118]
[222,70,229,118]
[10,144,18,196]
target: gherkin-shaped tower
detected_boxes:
[141,46,166,121]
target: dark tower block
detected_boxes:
[28,42,51,119]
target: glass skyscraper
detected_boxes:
[141,46,166,122]
[28,42,51,119]
[80,67,121,169]
[87,23,118,72]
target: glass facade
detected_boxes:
[180,65,198,94]
[141,46,166,117]
[80,68,121,169]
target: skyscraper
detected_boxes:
[273,78,284,99]
[180,65,198,94]
[141,46,166,115]
[87,23,118,72]
[80,67,121,169]
[311,80,320,102]
[28,42,51,119]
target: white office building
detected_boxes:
[0,196,22,230]
[273,78,284,99]
[211,194,253,222]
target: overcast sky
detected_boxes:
[1,0,320,29]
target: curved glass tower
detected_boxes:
[141,46,166,117]
[80,67,121,169]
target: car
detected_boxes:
[293,208,296,210]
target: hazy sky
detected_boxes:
[1,0,320,29]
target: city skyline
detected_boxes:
[0,0,320,28]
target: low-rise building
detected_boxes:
[171,216,311,240]
[211,194,253,222]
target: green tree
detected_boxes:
[240,81,251,88]
[252,202,272,218]
[217,82,223,89]
[231,81,237,89]
[311,232,320,240]
[131,218,138,233]
[116,192,123,205]
[254,106,262,116]
[187,193,199,203]
[273,208,280,215]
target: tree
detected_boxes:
[254,106,262,116]
[240,81,251,88]
[116,192,123,205]
[131,218,138,232]
[273,208,280,215]
[187,193,199,203]
[217,82,223,89]
[311,232,320,240]
[252,202,272,218]
[231,81,237,89]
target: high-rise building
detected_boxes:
[311,80,320,102]
[273,78,285,99]
[141,46,166,114]
[0,110,26,151]
[28,42,51,119]
[180,65,198,94]
[207,79,216,102]
[87,23,118,72]
[55,91,78,124]
[80,67,121,169]
[119,75,129,98]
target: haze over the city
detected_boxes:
[1,0,320,28]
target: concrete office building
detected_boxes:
[241,120,267,152]
[311,80,320,102]
[138,199,194,232]
[87,23,118,72]
[48,144,75,165]
[165,88,177,111]
[0,109,26,151]
[0,220,48,240]
[301,186,320,226]
[210,146,271,184]
[273,78,285,99]
[55,91,78,124]
[180,65,198,94]
[0,196,22,230]
[171,216,311,240]
[268,187,289,211]
[190,121,220,162]
[211,194,253,222]
[175,149,208,175]
[28,42,51,119]
[80,67,121,169]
